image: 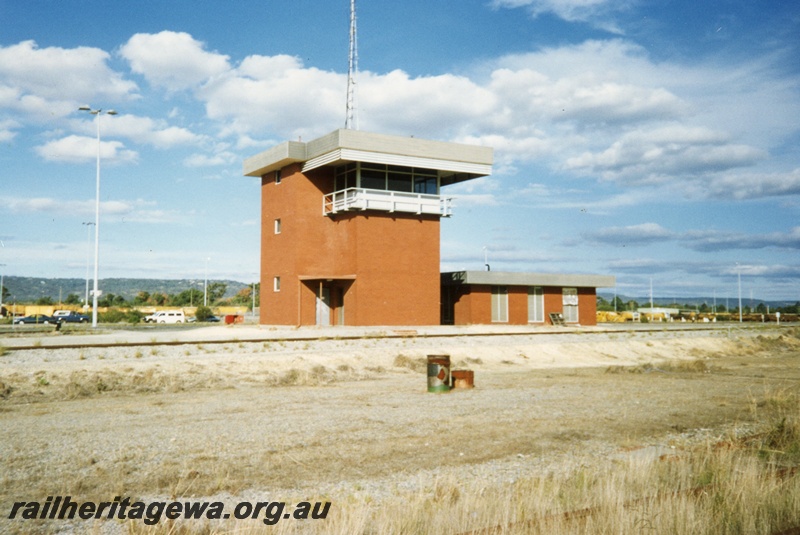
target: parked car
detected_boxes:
[144,310,186,324]
[188,314,220,323]
[53,310,90,323]
[14,314,58,325]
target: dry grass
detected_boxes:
[393,353,426,372]
[0,361,380,404]
[4,328,800,534]
[118,391,800,535]
[606,358,716,375]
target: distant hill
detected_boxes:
[1,276,251,303]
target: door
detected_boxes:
[337,287,345,325]
[563,288,579,323]
[316,286,331,326]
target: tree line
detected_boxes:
[597,296,800,315]
[9,283,260,309]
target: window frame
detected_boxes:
[528,286,544,323]
[491,286,509,323]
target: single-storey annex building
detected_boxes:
[441,271,616,326]
[243,129,615,327]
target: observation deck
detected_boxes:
[323,188,452,217]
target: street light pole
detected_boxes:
[0,263,5,318]
[737,263,743,323]
[204,257,210,307]
[0,240,5,317]
[252,281,257,318]
[79,106,117,328]
[81,222,94,308]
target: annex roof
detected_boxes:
[243,129,493,185]
[442,271,616,289]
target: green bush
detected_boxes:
[194,305,213,322]
[125,310,144,324]
[99,309,126,323]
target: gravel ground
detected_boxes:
[1,324,797,534]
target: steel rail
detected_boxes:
[0,324,793,352]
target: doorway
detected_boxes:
[316,286,331,326]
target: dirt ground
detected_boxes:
[1,324,799,533]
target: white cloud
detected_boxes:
[0,196,191,225]
[35,135,138,164]
[565,125,767,184]
[183,152,237,167]
[200,54,343,140]
[683,227,800,252]
[704,168,800,200]
[491,0,631,33]
[0,118,19,142]
[586,224,800,252]
[445,176,502,206]
[2,196,133,216]
[0,40,137,117]
[180,35,795,206]
[119,31,230,91]
[583,222,673,245]
[358,70,497,137]
[74,114,204,148]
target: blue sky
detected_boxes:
[1,0,798,301]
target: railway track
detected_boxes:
[0,323,792,352]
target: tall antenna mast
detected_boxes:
[345,0,358,129]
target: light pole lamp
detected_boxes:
[79,106,117,328]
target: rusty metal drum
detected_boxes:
[451,369,475,389]
[427,354,451,393]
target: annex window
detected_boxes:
[275,169,282,184]
[528,286,544,323]
[563,288,578,323]
[491,286,508,323]
[274,218,281,234]
[273,277,281,292]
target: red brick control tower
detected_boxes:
[243,129,493,326]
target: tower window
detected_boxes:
[273,277,281,292]
[333,163,440,194]
[275,169,282,184]
[274,218,281,234]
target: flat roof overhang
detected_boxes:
[442,271,616,288]
[243,129,493,185]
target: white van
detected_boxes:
[144,310,186,324]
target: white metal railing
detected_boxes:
[323,188,452,217]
